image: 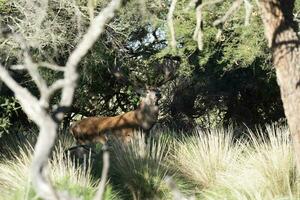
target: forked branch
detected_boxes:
[190,0,253,50]
[0,0,122,199]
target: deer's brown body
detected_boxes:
[70,90,159,144]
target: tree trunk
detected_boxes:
[32,116,58,199]
[258,0,300,168]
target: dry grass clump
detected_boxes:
[1,125,299,200]
[110,132,172,200]
[0,140,95,200]
[205,125,300,200]
[173,127,244,189]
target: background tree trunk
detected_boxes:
[258,0,300,168]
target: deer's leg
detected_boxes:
[93,134,108,144]
[122,128,134,143]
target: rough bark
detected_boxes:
[258,0,300,168]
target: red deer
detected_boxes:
[70,59,177,145]
[70,87,161,144]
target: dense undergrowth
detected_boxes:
[0,125,298,200]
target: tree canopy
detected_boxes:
[0,0,299,135]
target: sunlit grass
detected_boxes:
[172,127,244,189]
[0,125,299,200]
[205,125,300,200]
[0,135,120,200]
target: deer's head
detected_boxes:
[110,57,178,109]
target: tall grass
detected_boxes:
[0,141,95,200]
[110,132,173,200]
[0,136,121,200]
[173,127,244,189]
[171,125,300,200]
[205,125,299,200]
[0,142,33,200]
[0,125,299,200]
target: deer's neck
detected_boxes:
[136,102,159,130]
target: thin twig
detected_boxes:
[213,0,243,27]
[88,0,95,23]
[39,79,66,108]
[243,0,253,26]
[14,34,48,94]
[93,149,110,200]
[193,5,203,50]
[167,0,177,49]
[38,62,66,71]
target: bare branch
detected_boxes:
[14,34,48,95]
[243,0,253,26]
[193,5,203,50]
[167,0,177,49]
[11,62,65,72]
[1,0,122,199]
[58,0,122,119]
[213,0,243,27]
[0,65,43,123]
[93,149,110,200]
[10,64,26,70]
[88,0,95,22]
[185,0,199,11]
[38,62,65,71]
[39,79,66,108]
[138,0,148,17]
[186,0,223,11]
[30,0,123,199]
[190,0,223,50]
[215,28,223,41]
[0,63,59,199]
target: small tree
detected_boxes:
[0,0,121,199]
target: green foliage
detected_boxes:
[220,17,268,69]
[0,0,6,9]
[0,0,285,129]
[0,96,20,136]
